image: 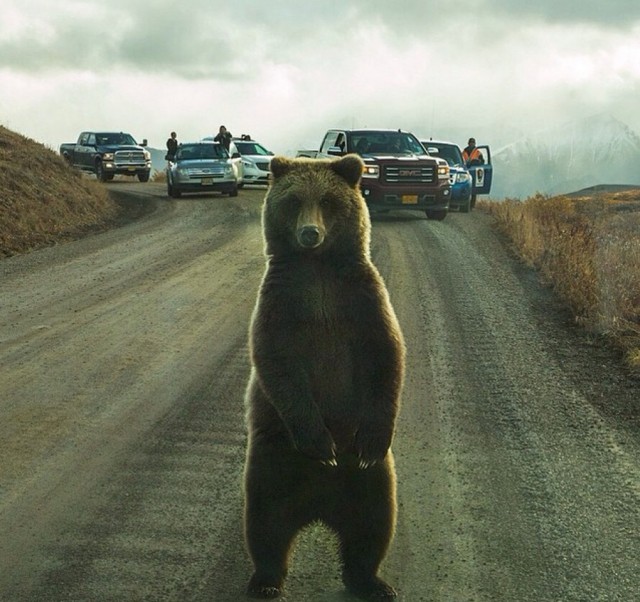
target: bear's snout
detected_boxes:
[297,225,324,249]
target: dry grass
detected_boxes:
[0,125,119,257]
[152,169,166,183]
[482,191,640,373]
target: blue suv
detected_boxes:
[422,140,473,212]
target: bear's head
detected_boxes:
[262,154,370,258]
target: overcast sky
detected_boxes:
[2,0,639,154]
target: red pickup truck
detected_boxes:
[298,128,451,220]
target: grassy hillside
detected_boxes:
[0,126,119,257]
[482,191,640,374]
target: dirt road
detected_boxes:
[1,182,638,601]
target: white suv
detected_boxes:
[232,135,273,185]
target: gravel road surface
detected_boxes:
[1,182,638,601]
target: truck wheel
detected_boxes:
[95,160,108,182]
[426,209,447,221]
[138,171,150,183]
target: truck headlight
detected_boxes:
[143,150,151,160]
[103,152,114,161]
[438,164,450,180]
[362,165,380,179]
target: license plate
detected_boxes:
[127,166,136,172]
[201,178,214,185]
[402,194,418,204]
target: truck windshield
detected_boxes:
[352,133,424,155]
[96,133,138,146]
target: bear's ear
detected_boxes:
[330,154,363,188]
[269,156,294,179]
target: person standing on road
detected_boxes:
[214,125,232,151]
[462,137,484,166]
[166,131,178,162]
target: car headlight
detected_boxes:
[224,165,234,176]
[438,164,450,180]
[362,164,380,179]
[455,172,471,183]
[103,152,114,161]
[177,167,189,176]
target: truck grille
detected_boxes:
[384,165,435,184]
[114,150,146,164]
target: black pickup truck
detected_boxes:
[298,128,451,220]
[60,131,152,182]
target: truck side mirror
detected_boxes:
[141,139,148,147]
[327,145,344,156]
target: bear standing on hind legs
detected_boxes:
[243,154,406,600]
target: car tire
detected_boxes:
[168,182,181,198]
[460,197,471,213]
[470,194,477,210]
[426,209,447,221]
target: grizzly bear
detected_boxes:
[243,154,405,600]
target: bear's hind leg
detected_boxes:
[245,448,306,599]
[245,517,296,599]
[332,463,397,599]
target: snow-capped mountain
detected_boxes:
[491,114,640,199]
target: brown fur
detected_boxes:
[243,155,405,600]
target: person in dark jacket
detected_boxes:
[214,125,232,151]
[166,131,178,162]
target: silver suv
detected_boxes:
[166,141,238,198]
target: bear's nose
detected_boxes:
[298,225,322,248]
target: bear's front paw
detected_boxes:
[292,426,337,465]
[355,427,392,469]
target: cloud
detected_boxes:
[1,1,640,155]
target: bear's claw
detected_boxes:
[246,584,282,599]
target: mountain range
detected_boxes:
[490,113,640,199]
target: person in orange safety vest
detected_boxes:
[462,137,484,166]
